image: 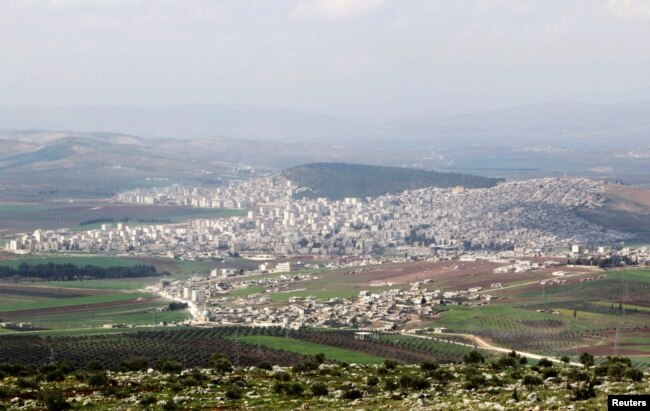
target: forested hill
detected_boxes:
[282,163,503,200]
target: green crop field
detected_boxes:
[233,335,384,364]
[7,302,190,329]
[36,277,159,290]
[0,203,59,213]
[0,291,150,313]
[228,286,266,298]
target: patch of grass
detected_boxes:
[228,286,266,297]
[234,335,384,364]
[606,269,650,282]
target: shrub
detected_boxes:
[607,363,626,380]
[625,368,644,382]
[542,368,558,379]
[257,362,272,371]
[605,356,632,367]
[285,382,304,397]
[45,369,65,382]
[85,361,104,372]
[560,355,570,364]
[311,382,329,397]
[412,376,430,390]
[384,378,398,391]
[496,356,518,369]
[398,374,414,390]
[140,395,156,407]
[342,388,363,400]
[211,354,232,374]
[463,351,485,364]
[463,369,486,390]
[274,382,304,397]
[273,382,286,394]
[537,358,553,367]
[274,372,290,382]
[367,375,380,387]
[431,368,453,386]
[118,357,148,372]
[566,369,591,383]
[523,374,543,387]
[292,360,319,373]
[572,382,595,401]
[579,353,595,368]
[314,353,326,364]
[225,386,242,400]
[594,365,608,377]
[16,378,39,389]
[384,359,398,370]
[161,399,179,410]
[420,360,439,373]
[156,360,182,373]
[88,372,109,388]
[38,389,70,411]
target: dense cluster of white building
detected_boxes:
[5,177,633,257]
[152,274,494,330]
[116,176,293,209]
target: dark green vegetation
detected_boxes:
[0,346,646,410]
[282,162,503,200]
[0,327,475,370]
[0,263,160,281]
[0,202,246,233]
[0,328,307,370]
[0,255,258,275]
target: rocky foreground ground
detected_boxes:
[0,352,647,410]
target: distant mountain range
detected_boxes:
[283,163,503,200]
[1,99,649,200]
[0,100,648,149]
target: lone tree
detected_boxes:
[579,352,595,368]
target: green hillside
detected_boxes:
[283,162,503,200]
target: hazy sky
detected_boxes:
[1,0,649,120]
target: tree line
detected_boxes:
[0,262,162,281]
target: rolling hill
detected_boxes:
[282,163,503,200]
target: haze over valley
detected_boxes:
[0,1,649,410]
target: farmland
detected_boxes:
[0,280,190,332]
[234,335,384,364]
